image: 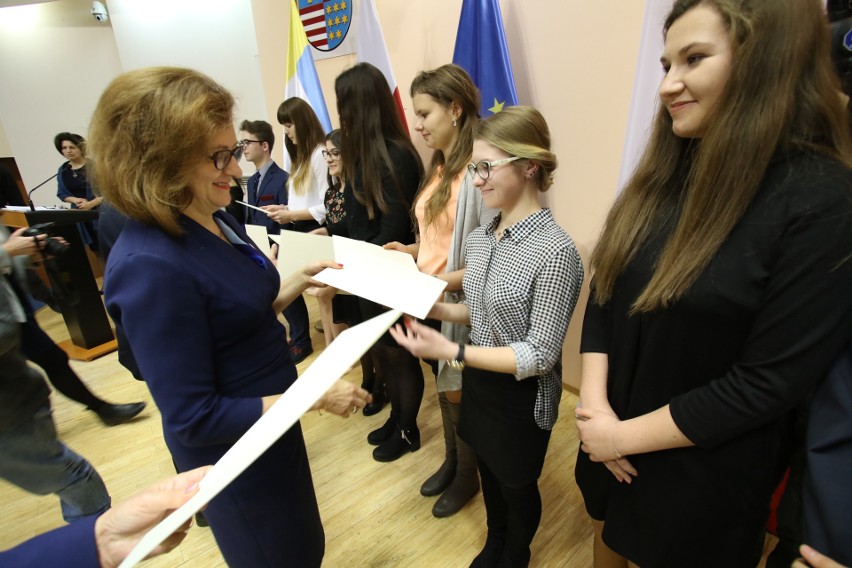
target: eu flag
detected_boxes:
[452,0,519,117]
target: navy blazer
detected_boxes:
[1,515,99,566]
[103,212,324,565]
[246,161,288,234]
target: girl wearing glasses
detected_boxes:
[390,106,584,567]
[307,129,349,348]
[334,62,426,462]
[573,1,852,566]
[384,64,495,517]
[89,67,369,567]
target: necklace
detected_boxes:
[71,165,86,179]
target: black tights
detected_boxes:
[19,318,106,411]
[477,457,542,568]
[371,342,423,429]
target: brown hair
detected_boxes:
[54,132,86,157]
[591,0,852,312]
[239,119,275,152]
[277,97,326,196]
[409,64,480,228]
[335,62,423,219]
[475,105,557,192]
[88,67,234,236]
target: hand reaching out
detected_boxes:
[94,466,212,568]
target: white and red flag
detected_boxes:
[355,0,407,129]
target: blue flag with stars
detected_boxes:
[452,0,519,117]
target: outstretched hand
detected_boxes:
[388,318,456,361]
[94,466,212,568]
[315,380,372,417]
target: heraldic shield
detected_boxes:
[299,0,353,52]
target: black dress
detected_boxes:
[333,142,421,339]
[575,151,852,567]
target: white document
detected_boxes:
[313,235,446,319]
[235,199,266,213]
[118,309,402,568]
[275,230,335,278]
[244,224,272,257]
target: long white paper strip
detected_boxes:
[118,309,402,568]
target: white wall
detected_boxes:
[0,0,271,204]
[0,0,122,204]
[108,0,268,159]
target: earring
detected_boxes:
[452,119,457,127]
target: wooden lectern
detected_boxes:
[1,208,117,361]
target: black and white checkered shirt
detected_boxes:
[463,208,584,429]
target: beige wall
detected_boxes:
[252,0,648,388]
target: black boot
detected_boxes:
[421,392,457,496]
[373,426,420,462]
[367,412,397,445]
[470,531,506,568]
[362,385,386,416]
[433,400,479,517]
[94,402,146,426]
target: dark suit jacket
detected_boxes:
[246,161,288,234]
[804,343,852,564]
[0,514,99,566]
[103,212,323,565]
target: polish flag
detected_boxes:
[355,0,407,129]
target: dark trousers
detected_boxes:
[19,317,104,410]
[283,294,311,349]
[478,457,541,567]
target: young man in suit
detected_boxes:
[238,120,312,364]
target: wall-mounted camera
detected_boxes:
[91,0,108,22]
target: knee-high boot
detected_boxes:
[433,400,479,517]
[420,392,457,496]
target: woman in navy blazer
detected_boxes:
[89,67,370,567]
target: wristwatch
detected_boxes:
[448,343,466,370]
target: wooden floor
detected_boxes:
[0,297,595,567]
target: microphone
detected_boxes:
[26,163,66,211]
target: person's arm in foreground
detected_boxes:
[1,466,211,568]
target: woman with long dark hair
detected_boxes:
[334,62,426,462]
[574,2,852,566]
[262,97,329,364]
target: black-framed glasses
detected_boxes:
[467,156,521,180]
[322,149,341,160]
[209,144,242,171]
[239,139,261,148]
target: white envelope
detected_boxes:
[118,309,402,568]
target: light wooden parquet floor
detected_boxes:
[0,295,673,568]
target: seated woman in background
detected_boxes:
[54,132,101,250]
[391,106,584,567]
[574,1,852,567]
[89,66,369,567]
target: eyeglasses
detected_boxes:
[322,149,341,160]
[209,144,242,171]
[239,139,261,148]
[467,157,521,180]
